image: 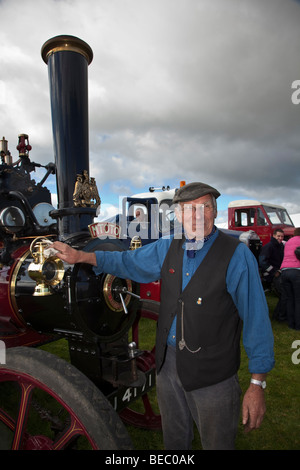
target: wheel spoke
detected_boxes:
[120,393,161,430]
[0,407,15,432]
[53,415,88,450]
[11,382,34,450]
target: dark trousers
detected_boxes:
[281,269,300,330]
[156,346,241,450]
[272,274,287,321]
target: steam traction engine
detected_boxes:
[0,36,160,450]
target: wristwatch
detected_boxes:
[250,378,266,389]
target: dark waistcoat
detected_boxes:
[156,231,242,391]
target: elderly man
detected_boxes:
[52,182,274,450]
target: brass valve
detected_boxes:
[28,237,65,296]
[129,236,142,250]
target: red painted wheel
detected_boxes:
[0,347,132,450]
[119,300,161,430]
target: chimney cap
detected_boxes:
[41,35,93,65]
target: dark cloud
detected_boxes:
[1,0,300,216]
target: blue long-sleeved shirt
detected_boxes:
[94,229,275,374]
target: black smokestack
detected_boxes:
[41,35,96,239]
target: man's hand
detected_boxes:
[242,376,266,433]
[52,241,97,266]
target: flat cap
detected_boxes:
[172,182,221,203]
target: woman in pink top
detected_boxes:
[280,227,300,330]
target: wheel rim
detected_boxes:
[0,370,98,450]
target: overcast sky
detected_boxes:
[1,0,300,224]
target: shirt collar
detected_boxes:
[184,225,217,257]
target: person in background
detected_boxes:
[259,229,285,321]
[52,182,275,450]
[259,229,284,289]
[280,227,300,330]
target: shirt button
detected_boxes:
[186,272,189,276]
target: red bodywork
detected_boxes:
[228,201,295,246]
[140,281,161,303]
